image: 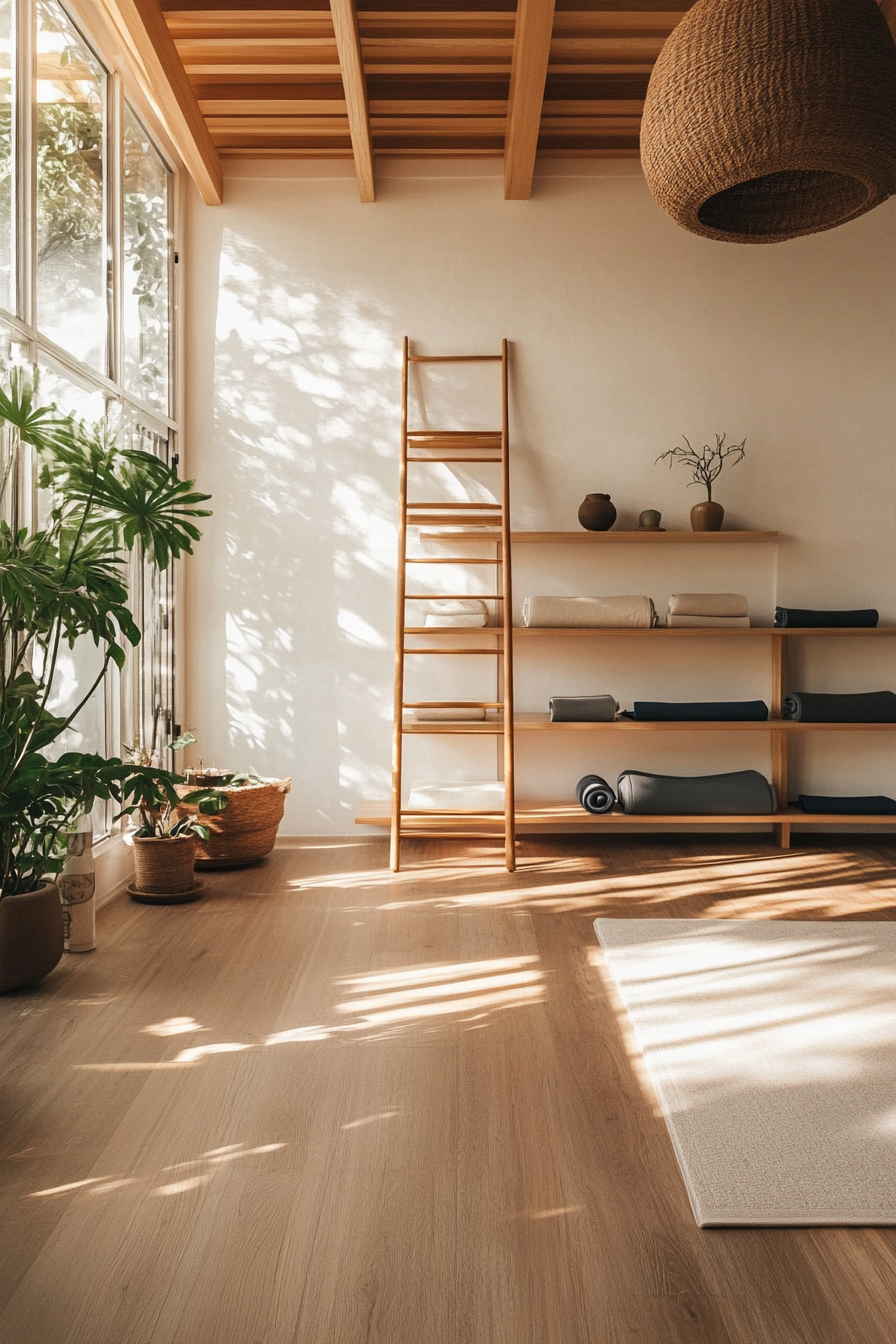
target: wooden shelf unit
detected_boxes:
[367,519,896,854]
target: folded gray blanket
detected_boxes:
[616,769,776,814]
[576,774,616,814]
[782,691,896,722]
[623,700,768,721]
[550,695,618,722]
[797,795,896,815]
[775,607,878,628]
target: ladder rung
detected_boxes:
[406,557,500,565]
[407,355,502,363]
[420,530,502,539]
[407,432,501,441]
[409,456,502,463]
[404,648,502,656]
[408,501,501,510]
[400,809,505,816]
[407,517,501,526]
[405,593,503,600]
[403,627,501,634]
[404,701,503,708]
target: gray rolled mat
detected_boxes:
[576,774,616,814]
[775,607,878,628]
[782,691,896,723]
[551,695,618,722]
[797,795,896,815]
[617,769,776,815]
[625,700,768,721]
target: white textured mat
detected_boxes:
[593,918,896,1226]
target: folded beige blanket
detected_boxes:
[412,707,487,721]
[522,595,656,628]
[666,614,751,628]
[668,592,748,618]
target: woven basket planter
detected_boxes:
[174,778,291,869]
[641,0,896,243]
[132,835,197,896]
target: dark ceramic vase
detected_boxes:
[0,883,65,992]
[690,500,725,532]
[578,493,617,531]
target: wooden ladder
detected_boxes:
[391,338,515,871]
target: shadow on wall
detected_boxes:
[210,228,399,829]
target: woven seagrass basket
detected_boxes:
[641,0,896,243]
[174,778,291,869]
[132,834,197,894]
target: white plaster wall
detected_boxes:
[183,159,896,833]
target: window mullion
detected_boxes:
[108,69,121,387]
[15,0,34,329]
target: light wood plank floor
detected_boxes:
[3,834,896,1344]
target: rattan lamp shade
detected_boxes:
[641,0,896,243]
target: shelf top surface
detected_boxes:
[511,530,779,543]
[356,802,896,826]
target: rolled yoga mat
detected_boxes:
[775,607,879,628]
[616,769,776,815]
[576,774,617,814]
[623,700,768,722]
[797,795,896,815]
[782,691,896,722]
[551,695,618,722]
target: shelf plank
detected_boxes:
[510,530,779,542]
[513,713,896,731]
[356,801,896,829]
[514,626,896,637]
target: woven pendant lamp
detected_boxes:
[640,0,896,243]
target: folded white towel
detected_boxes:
[412,707,487,721]
[424,598,488,628]
[424,614,487,627]
[407,781,505,811]
[522,595,656,628]
[668,593,749,618]
[665,614,751,628]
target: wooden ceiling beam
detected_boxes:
[329,0,376,200]
[504,0,556,199]
[94,0,223,204]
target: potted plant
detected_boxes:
[128,763,227,903]
[656,432,746,530]
[174,770,292,869]
[0,368,212,988]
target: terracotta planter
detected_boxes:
[174,779,291,869]
[0,883,64,992]
[131,835,198,901]
[578,493,617,531]
[690,500,725,531]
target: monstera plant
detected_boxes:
[0,368,211,987]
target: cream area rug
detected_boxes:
[593,919,896,1226]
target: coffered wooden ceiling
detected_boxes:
[101,0,896,206]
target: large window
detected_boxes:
[2,0,179,826]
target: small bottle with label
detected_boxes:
[60,817,96,953]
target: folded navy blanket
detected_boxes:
[616,769,776,815]
[551,695,618,722]
[775,606,878,628]
[782,691,896,722]
[576,774,616,814]
[622,700,768,722]
[797,794,896,815]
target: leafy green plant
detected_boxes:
[131,787,227,842]
[656,433,747,501]
[0,366,212,896]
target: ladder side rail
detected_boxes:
[500,338,516,870]
[390,337,411,871]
